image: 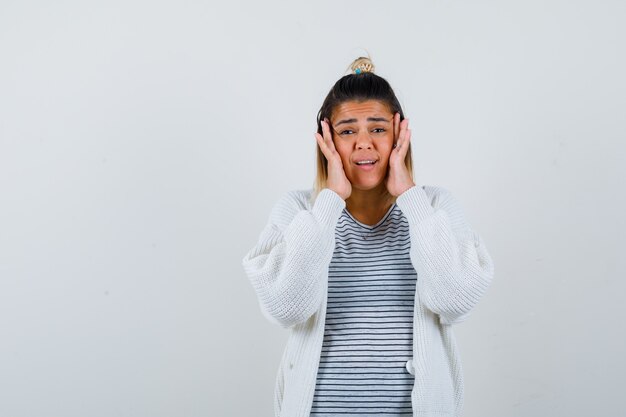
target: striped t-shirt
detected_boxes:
[310,202,417,416]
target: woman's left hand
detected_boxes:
[385,112,416,197]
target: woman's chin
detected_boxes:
[349,178,386,192]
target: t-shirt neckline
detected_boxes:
[344,203,396,230]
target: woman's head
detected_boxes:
[313,57,413,201]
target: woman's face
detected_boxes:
[329,99,395,191]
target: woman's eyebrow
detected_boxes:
[367,117,391,123]
[334,117,390,126]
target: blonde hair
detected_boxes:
[348,56,375,74]
[310,57,414,206]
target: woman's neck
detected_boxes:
[345,185,395,226]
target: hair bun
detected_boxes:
[349,57,375,75]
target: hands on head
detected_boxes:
[386,112,415,198]
[315,112,415,201]
[315,118,352,200]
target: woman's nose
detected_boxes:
[356,131,373,149]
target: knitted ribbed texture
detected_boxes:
[242,185,495,417]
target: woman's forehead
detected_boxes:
[332,100,393,122]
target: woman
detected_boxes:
[242,57,495,417]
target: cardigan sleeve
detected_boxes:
[242,188,346,329]
[395,185,495,325]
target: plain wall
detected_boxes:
[1,0,624,416]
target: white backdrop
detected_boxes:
[1,1,625,416]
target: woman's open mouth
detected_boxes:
[355,160,378,171]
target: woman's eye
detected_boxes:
[339,130,354,135]
[372,128,386,133]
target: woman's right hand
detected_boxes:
[315,118,352,200]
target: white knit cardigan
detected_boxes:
[242,185,495,417]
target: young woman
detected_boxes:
[242,57,495,417]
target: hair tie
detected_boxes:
[350,57,375,75]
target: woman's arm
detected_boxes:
[395,185,495,325]
[242,188,345,329]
